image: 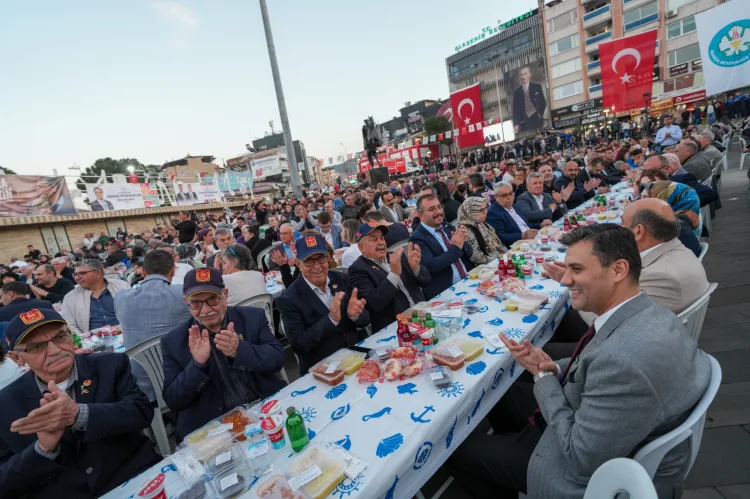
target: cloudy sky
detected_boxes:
[0,0,538,176]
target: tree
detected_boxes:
[423,116,455,156]
[75,157,161,192]
[0,166,17,174]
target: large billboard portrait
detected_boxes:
[504,60,549,134]
[0,175,78,217]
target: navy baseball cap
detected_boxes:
[355,221,389,242]
[5,308,67,350]
[183,268,225,297]
[294,233,329,261]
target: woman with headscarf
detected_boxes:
[458,197,508,265]
[644,180,702,237]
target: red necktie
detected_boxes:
[436,227,467,279]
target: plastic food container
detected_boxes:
[447,300,464,310]
[448,337,484,361]
[212,463,253,498]
[177,479,212,499]
[255,474,307,499]
[425,365,453,388]
[287,445,345,499]
[309,360,345,386]
[368,348,390,362]
[382,356,426,380]
[261,415,286,451]
[206,444,244,475]
[221,408,254,442]
[431,344,465,370]
[326,349,366,375]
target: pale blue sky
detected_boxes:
[0,0,538,176]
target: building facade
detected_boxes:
[542,0,721,128]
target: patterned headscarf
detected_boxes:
[648,181,701,237]
[457,197,506,255]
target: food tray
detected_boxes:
[206,444,244,476]
[255,474,307,498]
[326,349,366,375]
[446,337,484,361]
[287,445,345,499]
[212,463,253,498]
[309,359,345,386]
[430,344,465,371]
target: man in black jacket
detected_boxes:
[0,282,54,322]
[341,195,361,220]
[349,222,430,333]
[28,265,75,304]
[512,66,546,133]
[276,233,370,374]
[103,242,127,268]
[553,161,597,210]
[242,224,271,268]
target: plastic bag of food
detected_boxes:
[356,359,381,384]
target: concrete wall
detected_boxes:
[65,220,109,249]
[0,226,45,262]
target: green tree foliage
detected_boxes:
[0,166,17,174]
[423,116,454,146]
[75,158,161,192]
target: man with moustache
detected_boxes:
[552,161,599,210]
[0,308,160,497]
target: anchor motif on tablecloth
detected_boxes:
[410,405,435,424]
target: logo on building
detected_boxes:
[708,21,750,67]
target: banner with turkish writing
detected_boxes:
[449,83,484,149]
[599,30,658,112]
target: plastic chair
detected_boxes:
[235,293,289,383]
[698,242,709,262]
[739,137,749,170]
[330,267,348,274]
[701,204,712,237]
[633,355,722,482]
[125,335,172,456]
[701,171,714,187]
[676,283,717,342]
[387,240,409,253]
[583,458,658,499]
[257,246,273,271]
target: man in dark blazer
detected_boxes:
[410,194,474,300]
[89,186,114,212]
[576,157,611,194]
[0,308,160,498]
[161,268,286,442]
[512,66,546,133]
[486,182,545,247]
[514,172,566,224]
[0,282,53,323]
[363,211,409,247]
[276,233,370,374]
[553,161,598,210]
[349,222,430,333]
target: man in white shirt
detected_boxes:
[654,114,683,151]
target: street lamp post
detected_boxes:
[258,0,302,198]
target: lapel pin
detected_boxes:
[332,284,338,289]
[80,379,92,395]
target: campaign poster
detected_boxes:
[174,182,224,205]
[0,175,77,217]
[85,183,161,211]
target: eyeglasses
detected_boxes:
[74,270,94,279]
[421,205,444,213]
[302,255,329,268]
[187,294,222,310]
[16,330,72,356]
[497,192,513,198]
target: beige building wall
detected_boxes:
[65,220,109,249]
[0,227,45,262]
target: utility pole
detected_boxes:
[259,0,302,197]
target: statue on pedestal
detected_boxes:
[362,117,383,168]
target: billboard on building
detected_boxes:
[0,175,77,217]
[250,154,284,180]
[173,182,224,205]
[504,60,548,134]
[85,183,161,211]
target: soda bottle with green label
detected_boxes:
[423,313,437,344]
[285,406,309,453]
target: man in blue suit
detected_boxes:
[0,282,53,323]
[0,308,160,498]
[315,211,344,249]
[487,182,548,247]
[410,194,474,300]
[161,268,286,442]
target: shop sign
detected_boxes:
[692,60,703,72]
[581,111,607,125]
[669,63,689,77]
[674,90,707,104]
[551,98,603,118]
[454,9,537,52]
[650,98,674,112]
[552,116,581,129]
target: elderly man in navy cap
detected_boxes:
[0,308,160,498]
[160,267,286,442]
[276,232,370,374]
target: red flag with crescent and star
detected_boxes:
[599,30,658,112]
[449,83,484,149]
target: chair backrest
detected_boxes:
[125,335,168,409]
[236,293,274,330]
[677,282,717,342]
[698,242,709,262]
[387,240,409,253]
[701,172,714,187]
[257,246,273,271]
[633,355,722,479]
[583,458,658,499]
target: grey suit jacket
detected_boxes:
[529,293,711,499]
[514,191,565,224]
[379,204,404,223]
[640,238,710,313]
[683,152,713,181]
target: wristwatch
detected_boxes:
[533,370,555,383]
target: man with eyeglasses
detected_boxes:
[641,154,717,208]
[161,268,286,442]
[276,233,370,374]
[487,182,546,248]
[0,307,160,497]
[60,259,130,336]
[28,264,75,304]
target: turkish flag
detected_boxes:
[449,83,484,148]
[599,30,657,112]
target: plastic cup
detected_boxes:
[137,473,167,499]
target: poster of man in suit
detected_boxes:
[90,186,115,211]
[506,61,548,134]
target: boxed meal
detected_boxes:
[185,407,255,461]
[255,474,307,499]
[176,478,213,499]
[446,337,484,361]
[325,349,366,375]
[287,445,345,499]
[212,463,253,498]
[206,444,244,476]
[425,365,453,388]
[512,289,549,315]
[309,360,345,386]
[430,344,465,371]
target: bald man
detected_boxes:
[552,161,593,209]
[621,199,709,313]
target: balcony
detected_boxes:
[583,4,612,29]
[589,84,603,93]
[587,60,601,75]
[625,12,659,31]
[585,31,612,52]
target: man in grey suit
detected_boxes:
[514,172,566,224]
[378,191,404,223]
[449,224,711,499]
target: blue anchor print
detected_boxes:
[510,360,517,377]
[291,386,316,397]
[487,317,504,327]
[463,318,471,328]
[397,382,418,395]
[467,388,486,425]
[366,384,377,399]
[410,405,435,424]
[486,347,505,355]
[467,330,483,339]
[362,407,392,421]
[522,314,539,324]
[445,416,458,449]
[376,335,397,343]
[385,475,400,499]
[455,291,468,296]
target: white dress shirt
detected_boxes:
[505,207,530,233]
[421,224,465,285]
[639,242,665,260]
[531,193,545,211]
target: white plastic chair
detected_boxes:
[633,355,722,481]
[698,242,709,262]
[583,458,658,499]
[740,137,749,170]
[677,283,717,342]
[236,293,289,383]
[387,240,409,253]
[700,204,711,237]
[701,171,714,187]
[125,335,172,456]
[257,246,273,271]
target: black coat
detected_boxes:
[245,236,271,269]
[553,176,590,209]
[0,297,53,323]
[276,271,370,374]
[0,354,160,499]
[349,254,430,333]
[442,199,461,223]
[409,223,474,300]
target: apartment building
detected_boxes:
[542,0,721,128]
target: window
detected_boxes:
[553,80,583,100]
[623,1,658,25]
[549,34,580,56]
[548,9,577,33]
[667,16,696,39]
[668,43,701,67]
[551,57,582,78]
[667,0,693,11]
